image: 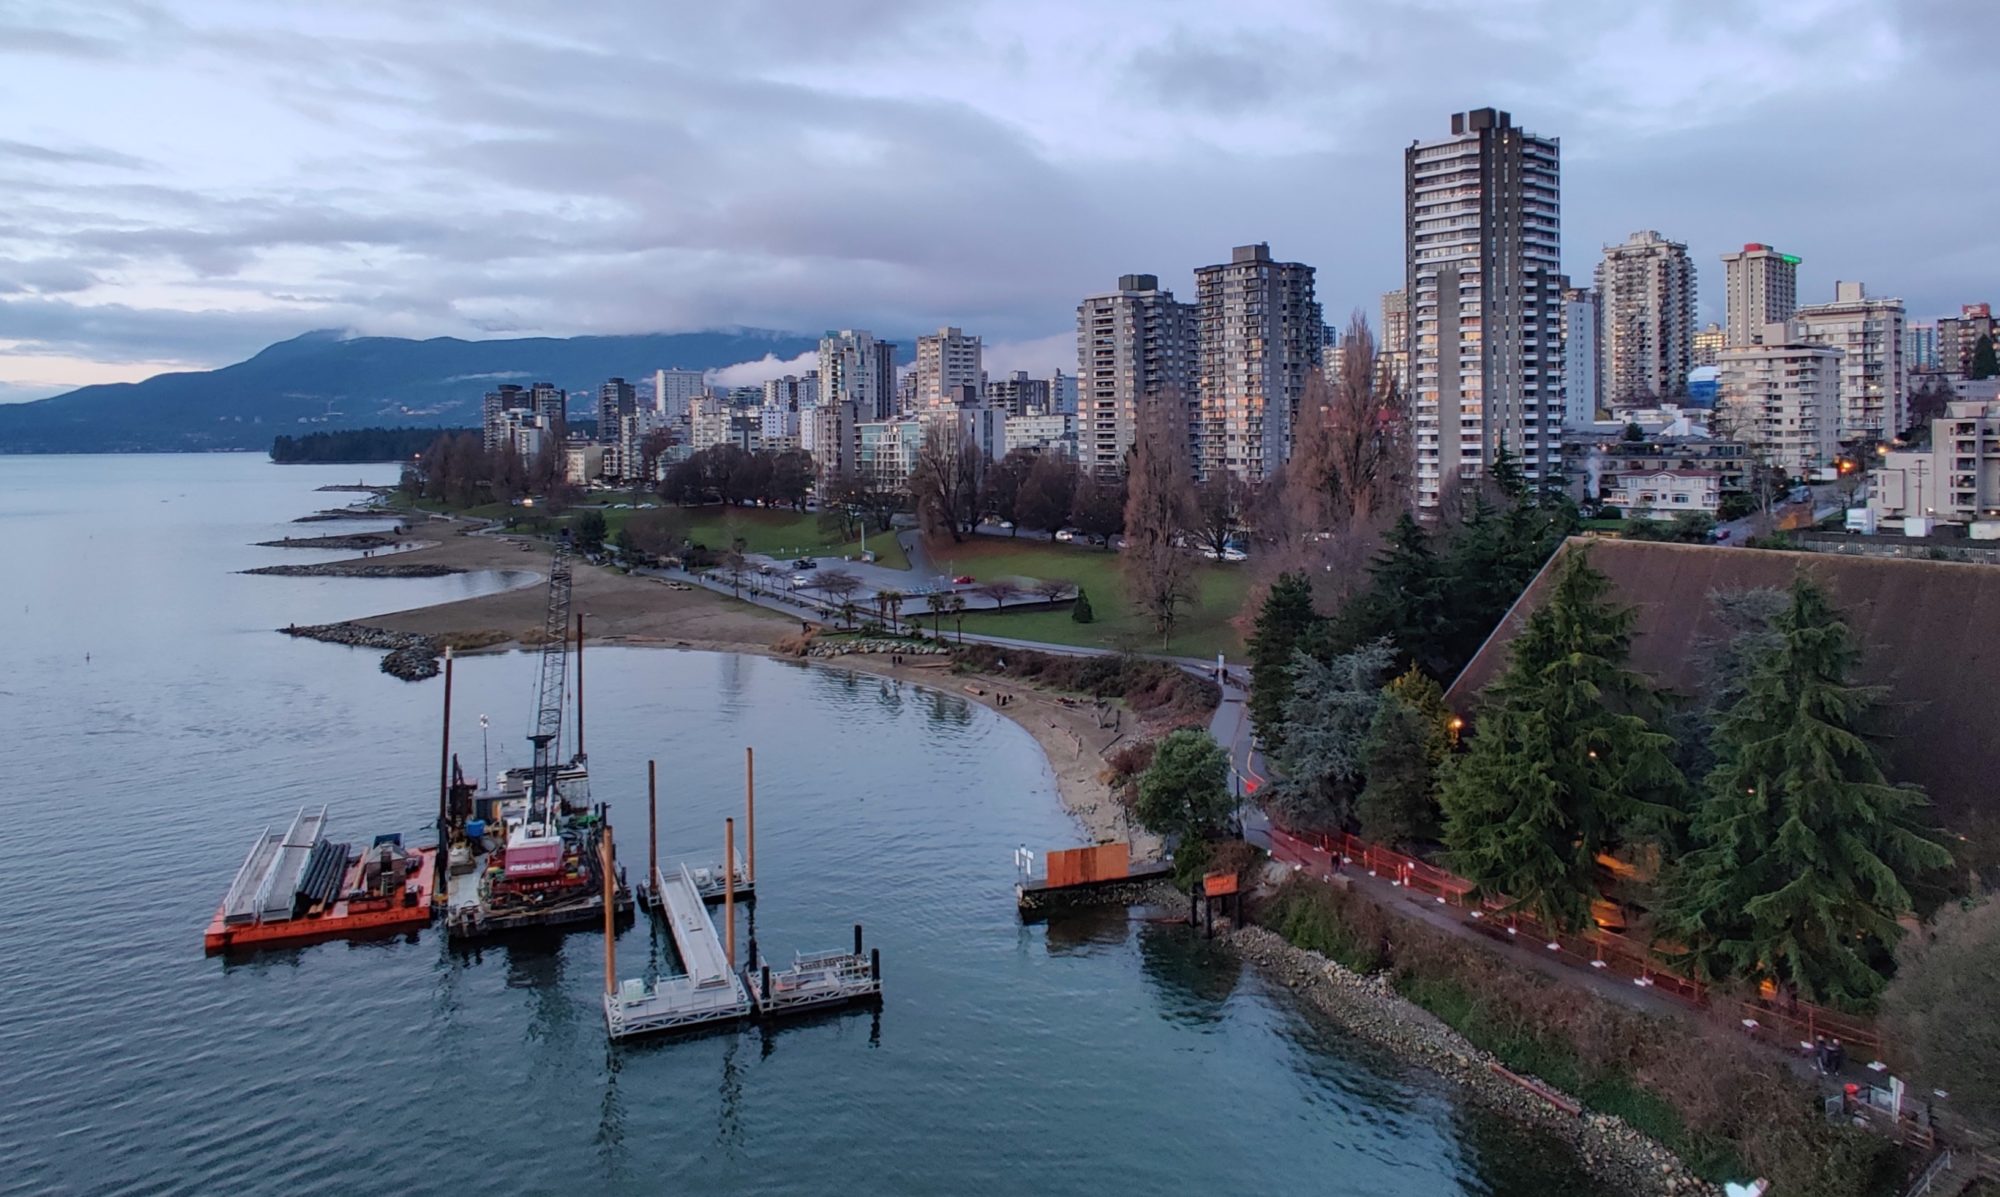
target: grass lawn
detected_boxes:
[933,536,1251,659]
[600,505,911,571]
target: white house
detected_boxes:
[1605,469,1721,517]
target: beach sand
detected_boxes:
[324,514,1155,852]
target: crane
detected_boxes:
[525,538,573,836]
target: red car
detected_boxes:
[952,574,975,585]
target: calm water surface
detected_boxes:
[0,455,1598,1195]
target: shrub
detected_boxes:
[1071,587,1095,623]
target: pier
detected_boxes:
[604,754,883,1042]
[1015,842,1173,919]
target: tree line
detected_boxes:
[1254,542,1953,1011]
[272,426,469,463]
[400,431,575,510]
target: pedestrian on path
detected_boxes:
[1827,1038,1845,1075]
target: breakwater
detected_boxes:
[245,561,459,578]
[1226,925,1717,1197]
[280,621,444,680]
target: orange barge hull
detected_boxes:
[204,847,439,954]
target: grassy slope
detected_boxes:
[603,506,911,571]
[930,535,1251,659]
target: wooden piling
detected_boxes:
[724,818,736,974]
[647,760,658,894]
[437,648,454,832]
[601,824,616,995]
[745,746,756,886]
[574,613,585,760]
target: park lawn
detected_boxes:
[933,536,1251,659]
[600,505,910,571]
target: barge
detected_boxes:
[204,805,435,954]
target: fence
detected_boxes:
[1265,823,1882,1058]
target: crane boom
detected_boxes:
[527,540,573,831]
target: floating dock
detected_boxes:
[638,849,752,908]
[605,775,883,1042]
[204,806,436,954]
[605,862,754,1038]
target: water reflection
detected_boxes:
[1136,923,1243,1021]
[1041,905,1132,955]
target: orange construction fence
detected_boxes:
[1267,824,1883,1059]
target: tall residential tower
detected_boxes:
[1720,243,1799,345]
[819,329,898,421]
[1193,243,1322,482]
[913,327,983,409]
[1075,273,1197,478]
[1595,230,1695,405]
[1405,107,1564,505]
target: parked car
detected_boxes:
[792,557,817,570]
[952,574,975,585]
[793,573,816,586]
[999,521,1014,530]
[1054,529,1077,542]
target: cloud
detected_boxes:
[983,332,1075,379]
[443,370,533,383]
[0,0,1992,394]
[707,351,820,388]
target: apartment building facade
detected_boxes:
[1405,107,1565,505]
[1795,281,1907,441]
[1595,229,1695,405]
[1193,243,1322,482]
[1716,321,1841,477]
[1074,273,1198,478]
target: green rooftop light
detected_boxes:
[1780,254,1802,264]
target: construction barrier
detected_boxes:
[1265,824,1889,1059]
[1044,842,1130,888]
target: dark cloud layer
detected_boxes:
[0,0,1994,394]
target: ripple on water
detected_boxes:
[0,457,1599,1197]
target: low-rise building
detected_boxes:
[1872,396,2000,525]
[1005,412,1076,457]
[1603,468,1721,517]
[856,419,926,489]
[1565,431,1747,513]
[564,443,605,486]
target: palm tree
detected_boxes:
[880,589,904,635]
[926,591,947,639]
[948,594,967,645]
[837,599,858,630]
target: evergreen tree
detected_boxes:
[1269,638,1395,830]
[1439,547,1685,931]
[1246,572,1318,750]
[1357,667,1452,847]
[1973,333,1998,381]
[1663,575,1951,1008]
[1135,729,1234,842]
[1070,587,1094,624]
[1322,514,1451,677]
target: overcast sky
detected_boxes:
[1,0,1993,401]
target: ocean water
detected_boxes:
[0,454,1597,1195]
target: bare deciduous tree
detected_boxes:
[1123,400,1198,645]
[1193,469,1250,557]
[1031,577,1073,603]
[976,579,1023,609]
[909,419,986,543]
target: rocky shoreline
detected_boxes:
[293,508,394,522]
[281,622,446,680]
[1226,924,1718,1197]
[245,561,461,578]
[254,532,402,550]
[802,637,951,658]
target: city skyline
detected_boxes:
[1,1,1993,403]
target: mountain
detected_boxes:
[0,328,822,453]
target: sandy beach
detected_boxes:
[309,513,1157,853]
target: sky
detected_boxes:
[0,0,1994,401]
